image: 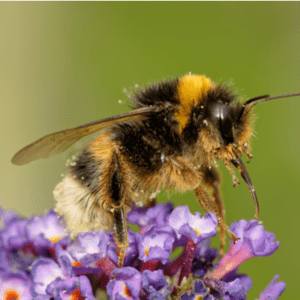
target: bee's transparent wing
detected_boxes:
[12,106,157,165]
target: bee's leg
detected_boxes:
[194,166,238,256]
[108,150,129,267]
[113,207,128,267]
[144,196,157,207]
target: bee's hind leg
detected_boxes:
[104,150,130,267]
[113,207,129,267]
[194,165,238,257]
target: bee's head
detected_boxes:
[201,85,263,217]
[179,75,300,217]
[175,75,254,160]
[175,75,252,150]
[175,74,299,217]
[175,74,270,218]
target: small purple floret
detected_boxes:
[31,258,64,296]
[46,275,94,300]
[54,244,75,278]
[0,271,32,299]
[141,269,170,299]
[27,211,67,246]
[127,202,174,232]
[203,270,252,300]
[168,205,218,243]
[258,275,286,300]
[222,270,253,295]
[67,229,109,266]
[107,267,142,300]
[223,278,247,300]
[0,218,28,249]
[230,220,279,257]
[137,225,175,264]
[210,219,279,280]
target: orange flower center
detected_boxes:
[70,289,84,300]
[144,247,150,256]
[194,228,201,235]
[4,290,20,300]
[72,261,83,267]
[49,236,62,243]
[124,285,132,297]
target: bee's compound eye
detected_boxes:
[220,106,234,144]
[207,102,234,145]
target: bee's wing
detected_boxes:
[12,106,158,165]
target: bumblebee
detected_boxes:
[11,74,300,267]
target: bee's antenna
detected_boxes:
[244,92,300,107]
[239,92,300,119]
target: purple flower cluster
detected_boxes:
[0,204,285,299]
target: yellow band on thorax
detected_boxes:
[175,74,212,132]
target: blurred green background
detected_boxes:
[1,2,299,299]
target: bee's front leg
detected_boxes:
[144,196,157,208]
[194,165,238,256]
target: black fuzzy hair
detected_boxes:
[132,78,179,108]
